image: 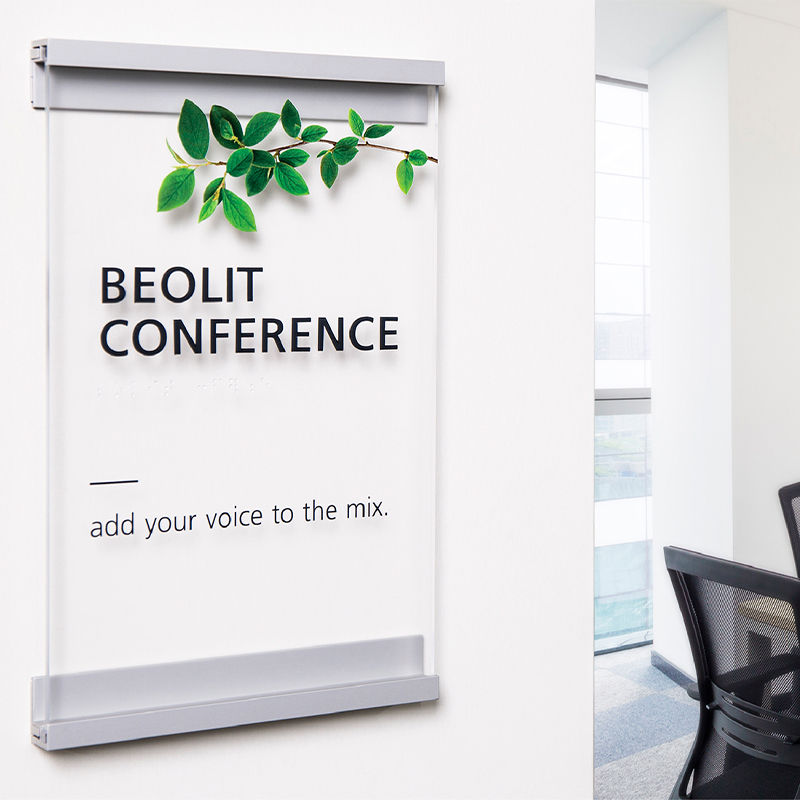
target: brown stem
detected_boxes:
[359,141,439,163]
[193,138,439,166]
[266,139,324,155]
[268,138,439,163]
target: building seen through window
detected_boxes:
[594,79,651,653]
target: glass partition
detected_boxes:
[34,42,440,749]
[594,78,652,653]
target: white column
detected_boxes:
[727,11,800,572]
[651,9,800,675]
[650,12,733,675]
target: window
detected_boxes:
[594,79,652,653]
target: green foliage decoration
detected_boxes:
[157,99,438,232]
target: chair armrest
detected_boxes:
[718,651,800,696]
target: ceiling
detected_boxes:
[597,0,800,83]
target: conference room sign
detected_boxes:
[30,39,442,750]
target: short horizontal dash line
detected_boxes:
[89,479,139,486]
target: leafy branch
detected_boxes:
[157,99,438,232]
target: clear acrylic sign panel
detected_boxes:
[40,53,437,734]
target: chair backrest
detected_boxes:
[665,547,800,798]
[779,482,800,579]
[666,546,800,699]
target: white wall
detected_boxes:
[650,12,734,676]
[0,2,596,798]
[727,10,800,572]
[650,8,800,675]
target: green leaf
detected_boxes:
[252,150,277,169]
[348,108,364,137]
[281,99,302,138]
[332,146,358,165]
[198,194,219,222]
[157,168,196,211]
[396,158,413,195]
[222,188,257,232]
[316,149,330,158]
[210,105,243,149]
[274,162,309,196]
[408,149,428,166]
[301,125,328,142]
[203,177,223,202]
[246,165,272,196]
[337,136,359,148]
[227,148,253,177]
[243,112,280,146]
[220,119,234,140]
[166,139,188,165]
[320,152,338,188]
[279,148,310,167]
[363,123,394,139]
[178,99,209,160]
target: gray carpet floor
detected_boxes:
[595,645,698,799]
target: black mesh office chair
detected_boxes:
[666,546,800,799]
[779,483,800,578]
[680,487,800,707]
